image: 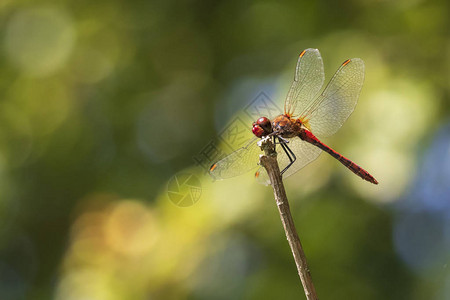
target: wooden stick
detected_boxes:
[259,138,318,300]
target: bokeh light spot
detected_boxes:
[104,200,159,256]
[4,7,75,77]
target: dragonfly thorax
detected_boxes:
[271,114,303,138]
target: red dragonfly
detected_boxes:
[210,49,378,185]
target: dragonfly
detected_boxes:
[210,48,378,185]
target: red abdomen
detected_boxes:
[299,129,378,184]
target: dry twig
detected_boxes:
[259,138,318,300]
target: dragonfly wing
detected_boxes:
[255,137,322,185]
[284,49,325,117]
[209,137,261,180]
[303,58,365,138]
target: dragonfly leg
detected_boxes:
[279,137,297,175]
[277,136,290,144]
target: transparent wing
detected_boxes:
[301,58,365,138]
[209,137,261,180]
[255,137,322,185]
[284,49,325,117]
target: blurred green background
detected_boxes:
[0,0,449,299]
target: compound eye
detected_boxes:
[256,117,270,127]
[256,117,272,133]
[252,124,265,138]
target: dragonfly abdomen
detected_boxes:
[298,129,378,184]
[336,154,378,184]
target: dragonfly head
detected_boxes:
[252,117,273,138]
